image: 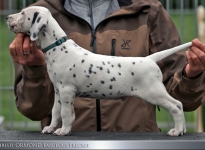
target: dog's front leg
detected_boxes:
[53,87,76,136]
[42,88,62,134]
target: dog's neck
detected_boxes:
[38,14,67,51]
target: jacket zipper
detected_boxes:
[111,39,116,56]
[88,0,101,131]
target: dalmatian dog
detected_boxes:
[7,6,192,136]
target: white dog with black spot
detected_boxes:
[7,6,192,136]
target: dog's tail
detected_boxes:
[146,42,192,62]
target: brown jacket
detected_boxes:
[14,0,205,132]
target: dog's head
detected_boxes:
[6,6,50,41]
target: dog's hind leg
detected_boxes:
[42,88,62,134]
[53,86,76,136]
[133,82,186,136]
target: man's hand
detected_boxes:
[185,38,205,78]
[9,33,45,67]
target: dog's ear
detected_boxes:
[30,11,48,41]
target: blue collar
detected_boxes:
[42,36,68,53]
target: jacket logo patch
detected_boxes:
[121,39,131,50]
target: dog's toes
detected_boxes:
[53,128,71,136]
[42,126,55,134]
[167,128,185,136]
[53,128,61,136]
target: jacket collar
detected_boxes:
[44,0,151,17]
[63,0,120,18]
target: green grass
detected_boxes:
[0,12,199,132]
[0,18,40,130]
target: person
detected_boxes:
[9,0,205,132]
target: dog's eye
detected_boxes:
[21,11,25,15]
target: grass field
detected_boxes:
[0,12,199,132]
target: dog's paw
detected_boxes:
[53,128,71,136]
[42,126,56,134]
[167,128,186,136]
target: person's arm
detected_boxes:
[10,33,54,120]
[148,2,205,111]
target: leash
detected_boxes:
[42,36,68,53]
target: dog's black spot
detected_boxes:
[31,12,39,26]
[42,32,46,37]
[65,51,68,53]
[84,70,86,73]
[176,105,181,110]
[53,60,55,62]
[107,69,110,74]
[53,48,56,51]
[118,63,121,68]
[21,11,25,15]
[53,33,55,37]
[89,68,92,74]
[111,65,114,68]
[131,72,134,76]
[99,67,103,70]
[73,64,75,67]
[66,102,69,104]
[87,85,90,88]
[82,60,85,63]
[33,33,37,39]
[102,62,105,65]
[61,48,63,51]
[108,62,110,64]
[133,62,135,65]
[109,85,113,89]
[131,87,134,91]
[69,68,72,71]
[95,90,98,93]
[28,18,30,20]
[73,74,76,77]
[37,17,41,23]
[84,53,88,55]
[86,75,90,78]
[73,43,78,47]
[110,93,112,95]
[118,73,121,76]
[140,61,142,63]
[101,81,105,84]
[110,77,116,82]
[90,83,92,85]
[102,94,106,97]
[58,100,61,104]
[60,81,62,84]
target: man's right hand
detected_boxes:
[9,33,45,67]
